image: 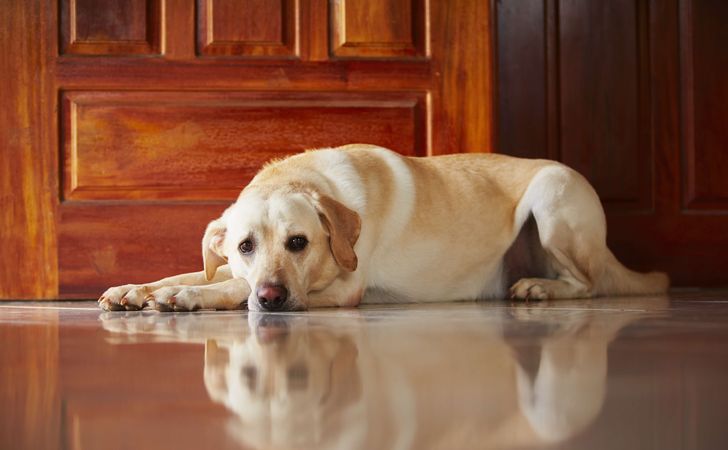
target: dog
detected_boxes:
[98,144,669,312]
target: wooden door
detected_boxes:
[0,0,493,299]
[494,0,728,286]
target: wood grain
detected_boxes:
[55,58,434,91]
[559,0,652,211]
[681,0,728,210]
[5,0,497,299]
[197,0,299,57]
[493,0,728,285]
[0,0,58,299]
[61,91,427,201]
[430,0,493,154]
[54,318,233,448]
[330,0,427,59]
[0,311,60,450]
[495,0,547,159]
[60,0,162,55]
[165,0,196,59]
[496,0,654,207]
[59,203,228,296]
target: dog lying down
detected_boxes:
[99,144,669,312]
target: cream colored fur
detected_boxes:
[99,144,669,312]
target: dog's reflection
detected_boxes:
[204,314,361,448]
[100,299,666,449]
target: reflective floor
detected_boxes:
[2,292,728,449]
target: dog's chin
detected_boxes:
[286,301,308,311]
[248,299,308,313]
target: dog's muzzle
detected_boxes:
[256,284,289,311]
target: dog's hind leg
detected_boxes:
[509,165,668,300]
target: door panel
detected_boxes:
[61,91,427,201]
[197,0,298,57]
[58,203,228,295]
[330,0,427,58]
[558,0,652,212]
[0,0,492,298]
[60,0,162,55]
[682,0,728,210]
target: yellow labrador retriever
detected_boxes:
[99,144,669,312]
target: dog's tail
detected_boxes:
[595,250,670,296]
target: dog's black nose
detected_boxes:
[256,284,288,311]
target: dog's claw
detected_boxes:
[107,302,126,312]
[143,295,155,309]
[171,298,184,311]
[124,304,141,311]
[155,302,173,312]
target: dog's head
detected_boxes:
[202,185,361,311]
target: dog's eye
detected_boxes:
[238,239,254,254]
[286,235,308,252]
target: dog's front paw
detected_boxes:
[99,285,153,311]
[509,278,549,301]
[147,286,202,312]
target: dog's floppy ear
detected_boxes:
[313,194,361,272]
[202,218,227,281]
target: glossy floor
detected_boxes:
[1,293,728,450]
